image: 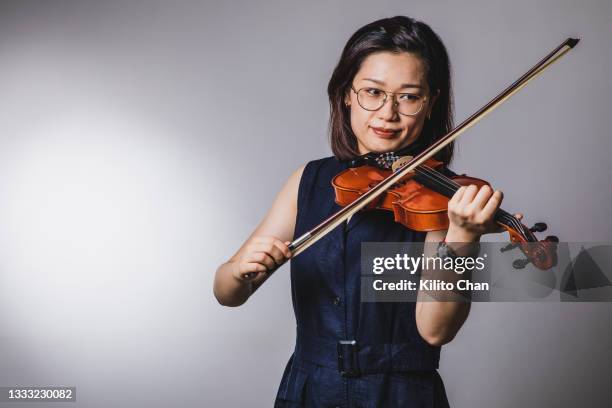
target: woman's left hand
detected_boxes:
[446,184,523,242]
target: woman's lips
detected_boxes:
[371,127,400,138]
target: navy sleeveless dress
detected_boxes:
[274,156,451,408]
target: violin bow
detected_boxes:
[288,38,580,260]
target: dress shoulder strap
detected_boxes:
[294,156,344,237]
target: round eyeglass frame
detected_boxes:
[350,85,428,116]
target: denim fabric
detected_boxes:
[274,156,451,408]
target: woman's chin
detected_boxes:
[367,138,404,152]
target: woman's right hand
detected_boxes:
[233,236,293,282]
[214,164,303,306]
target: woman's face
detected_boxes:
[344,51,436,154]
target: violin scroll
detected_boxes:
[505,225,558,270]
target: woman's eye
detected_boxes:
[366,88,382,96]
[400,94,420,101]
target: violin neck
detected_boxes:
[413,166,536,241]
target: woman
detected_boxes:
[214,16,516,407]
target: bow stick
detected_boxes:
[244,37,579,279]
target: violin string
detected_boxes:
[416,166,556,266]
[410,164,536,242]
[415,166,515,227]
[419,165,537,242]
[418,168,529,240]
[415,165,527,238]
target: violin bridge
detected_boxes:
[391,155,414,172]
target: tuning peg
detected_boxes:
[529,222,547,232]
[500,243,519,252]
[545,235,559,243]
[513,258,531,269]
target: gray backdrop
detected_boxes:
[0,1,610,407]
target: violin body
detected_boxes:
[332,160,558,270]
[333,163,489,232]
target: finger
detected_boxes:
[256,236,291,258]
[267,243,288,265]
[459,184,479,207]
[450,186,467,205]
[242,272,260,281]
[250,242,286,265]
[251,238,292,259]
[514,213,523,220]
[271,237,292,259]
[470,185,494,211]
[248,242,283,264]
[480,190,504,222]
[240,263,267,280]
[246,251,276,270]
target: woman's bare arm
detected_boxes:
[213,164,305,307]
[416,185,514,346]
[416,229,473,346]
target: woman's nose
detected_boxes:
[377,96,400,120]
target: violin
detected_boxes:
[332,157,559,270]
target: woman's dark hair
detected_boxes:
[328,16,454,164]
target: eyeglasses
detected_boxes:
[350,85,428,116]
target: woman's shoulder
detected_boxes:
[290,156,334,183]
[303,155,346,184]
[284,156,336,198]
